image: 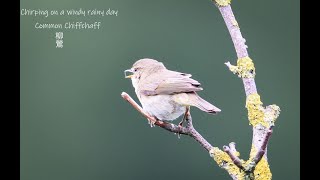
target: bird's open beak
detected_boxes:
[124,69,134,78]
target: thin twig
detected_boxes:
[223,145,245,171]
[223,126,273,176]
[252,126,273,165]
[185,114,213,152]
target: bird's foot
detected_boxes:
[147,118,156,128]
[178,117,185,128]
[176,123,184,139]
[176,133,181,139]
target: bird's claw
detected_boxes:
[147,119,155,128]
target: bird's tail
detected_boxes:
[188,93,221,114]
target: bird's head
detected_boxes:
[124,58,166,88]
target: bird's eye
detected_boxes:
[133,68,137,72]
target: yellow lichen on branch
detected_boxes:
[246,94,281,127]
[253,157,272,180]
[210,146,272,180]
[226,57,256,78]
[210,147,245,179]
[246,93,267,127]
[245,146,272,180]
[265,105,281,125]
[214,0,232,7]
[237,57,255,78]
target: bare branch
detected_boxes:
[185,114,213,152]
[218,5,249,59]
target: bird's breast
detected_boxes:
[139,94,185,121]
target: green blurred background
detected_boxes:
[20,0,300,179]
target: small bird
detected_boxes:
[124,58,221,126]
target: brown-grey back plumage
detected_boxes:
[138,69,203,96]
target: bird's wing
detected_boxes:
[140,70,203,96]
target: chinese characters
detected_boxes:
[55,32,63,48]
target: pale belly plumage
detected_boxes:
[138,94,186,121]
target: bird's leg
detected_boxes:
[179,106,190,127]
[177,106,190,138]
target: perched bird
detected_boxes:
[124,58,221,126]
